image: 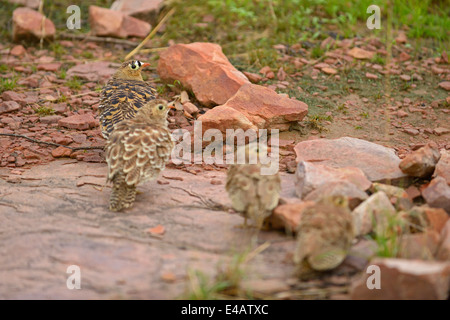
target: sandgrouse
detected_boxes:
[105,99,174,212]
[225,142,281,228]
[294,196,354,279]
[99,60,157,139]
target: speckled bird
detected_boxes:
[225,142,281,228]
[105,99,174,212]
[99,60,157,139]
[294,196,354,279]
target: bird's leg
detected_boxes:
[256,220,270,231]
[109,183,124,212]
[109,174,133,212]
[297,261,321,281]
[122,185,137,209]
[234,216,253,229]
[260,219,271,231]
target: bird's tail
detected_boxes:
[109,174,137,212]
[247,205,272,230]
[307,247,347,271]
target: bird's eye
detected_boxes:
[130,64,137,69]
[158,104,164,110]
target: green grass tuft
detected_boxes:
[35,105,56,116]
[66,76,82,90]
[0,77,18,93]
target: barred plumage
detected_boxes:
[225,143,281,228]
[98,60,157,139]
[105,99,174,212]
[294,196,354,279]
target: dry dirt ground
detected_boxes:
[0,160,286,299]
[0,160,362,299]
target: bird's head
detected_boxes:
[234,141,268,165]
[135,99,173,123]
[113,60,150,80]
[317,195,350,209]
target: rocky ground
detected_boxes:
[0,161,298,299]
[0,0,449,300]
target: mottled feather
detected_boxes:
[98,60,157,139]
[105,99,173,212]
[294,196,354,278]
[226,162,281,228]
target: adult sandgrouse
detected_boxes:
[105,99,174,212]
[99,60,157,139]
[225,142,281,228]
[294,196,354,279]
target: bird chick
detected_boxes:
[105,99,174,212]
[294,196,354,279]
[99,60,157,139]
[225,142,281,229]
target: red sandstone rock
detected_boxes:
[350,258,450,300]
[157,42,250,106]
[58,114,98,130]
[12,7,55,42]
[399,143,441,178]
[51,146,72,158]
[294,137,407,182]
[227,83,307,129]
[422,176,450,213]
[0,101,20,114]
[433,150,450,185]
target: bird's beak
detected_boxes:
[168,103,176,109]
[141,63,151,68]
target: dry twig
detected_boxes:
[58,32,140,47]
[170,186,230,211]
[124,8,176,61]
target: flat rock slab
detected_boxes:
[0,160,297,299]
[295,160,371,199]
[350,258,450,300]
[294,137,408,182]
[218,83,308,131]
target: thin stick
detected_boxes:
[58,32,140,47]
[170,186,230,211]
[243,241,270,264]
[11,58,111,65]
[35,90,99,103]
[0,133,104,151]
[39,0,45,50]
[124,8,176,61]
[268,0,277,24]
[16,85,62,92]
